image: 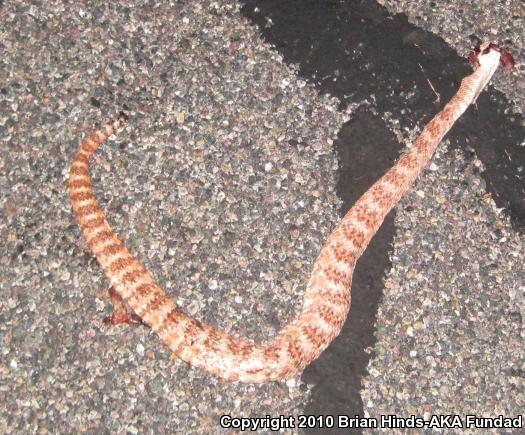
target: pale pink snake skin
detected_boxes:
[69,42,513,383]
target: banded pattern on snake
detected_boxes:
[69,42,512,383]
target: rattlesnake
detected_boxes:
[69,42,513,383]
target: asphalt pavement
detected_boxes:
[1,1,523,433]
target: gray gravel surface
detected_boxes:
[367,0,525,431]
[1,1,344,432]
[377,0,525,111]
[1,0,523,433]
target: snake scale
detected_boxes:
[69,42,513,383]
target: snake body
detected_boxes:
[69,42,510,383]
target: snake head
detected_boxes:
[468,42,515,70]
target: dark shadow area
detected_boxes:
[239,0,525,431]
[301,111,401,434]
[240,0,525,227]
